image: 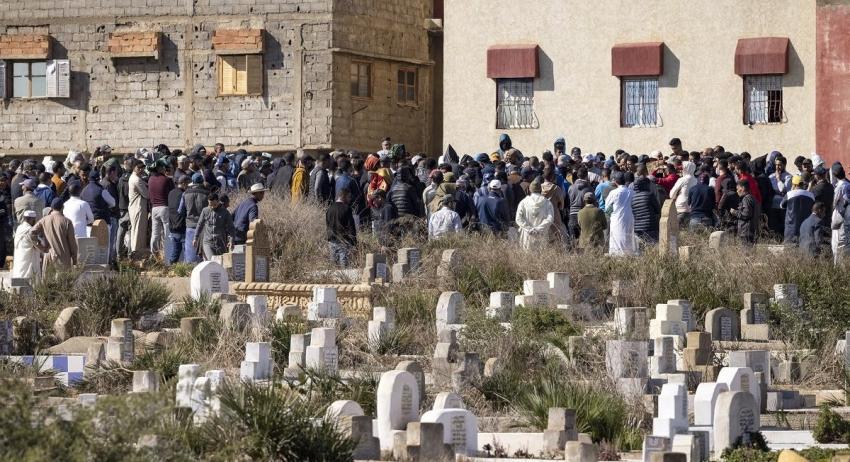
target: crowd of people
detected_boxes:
[1,134,847,278]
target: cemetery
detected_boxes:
[3,199,850,462]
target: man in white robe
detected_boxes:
[515,179,554,251]
[606,172,637,256]
[128,160,150,258]
[12,210,43,280]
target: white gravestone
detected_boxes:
[694,382,729,426]
[717,367,760,413]
[420,408,478,456]
[653,383,688,438]
[435,291,464,333]
[240,342,273,381]
[433,391,465,410]
[176,364,201,408]
[326,400,365,419]
[376,370,420,451]
[305,327,338,374]
[190,261,229,300]
[713,391,759,453]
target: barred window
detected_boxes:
[620,78,658,128]
[744,75,783,125]
[496,78,534,129]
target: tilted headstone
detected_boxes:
[190,261,229,300]
[420,408,478,456]
[245,219,270,283]
[713,391,759,453]
[705,307,739,342]
[53,307,84,341]
[659,199,680,257]
[376,370,420,451]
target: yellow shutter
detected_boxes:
[235,55,248,95]
[219,55,237,95]
[246,54,263,96]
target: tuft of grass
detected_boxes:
[269,319,306,369]
[75,272,171,335]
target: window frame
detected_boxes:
[396,67,418,106]
[10,60,48,99]
[350,61,373,100]
[743,75,783,125]
[216,54,263,97]
[495,78,535,130]
[619,77,659,128]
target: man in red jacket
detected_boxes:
[735,160,762,205]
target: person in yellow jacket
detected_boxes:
[290,157,310,203]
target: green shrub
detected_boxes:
[512,305,580,350]
[813,404,850,443]
[721,447,776,462]
[455,263,523,308]
[75,272,171,335]
[269,319,306,369]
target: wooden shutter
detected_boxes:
[219,55,236,95]
[246,54,263,96]
[0,60,6,99]
[235,55,248,95]
[47,59,70,98]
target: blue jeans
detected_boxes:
[329,241,351,267]
[184,227,200,263]
[168,232,185,265]
[108,217,118,265]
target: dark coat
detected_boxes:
[736,193,760,244]
[781,189,815,244]
[476,191,511,233]
[631,178,661,242]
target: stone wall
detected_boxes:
[329,0,434,154]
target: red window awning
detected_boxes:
[611,42,664,77]
[735,37,789,75]
[487,44,539,79]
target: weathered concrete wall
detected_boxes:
[330,0,434,154]
[0,0,336,154]
[816,1,850,166]
[443,0,817,158]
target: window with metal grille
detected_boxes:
[620,78,658,128]
[12,61,47,98]
[744,75,783,125]
[496,79,534,129]
[397,68,417,105]
[350,62,372,98]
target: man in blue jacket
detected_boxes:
[477,179,512,236]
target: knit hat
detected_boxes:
[191,173,204,184]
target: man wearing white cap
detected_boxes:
[476,179,511,236]
[237,159,261,191]
[12,210,43,279]
[233,183,267,245]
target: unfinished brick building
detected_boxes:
[0,0,442,156]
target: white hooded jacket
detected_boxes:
[515,193,554,250]
[670,161,697,214]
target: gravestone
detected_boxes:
[642,436,672,462]
[246,295,268,322]
[275,304,301,322]
[285,333,310,376]
[305,327,338,374]
[705,308,739,341]
[106,318,134,364]
[713,391,759,453]
[180,317,204,337]
[191,376,212,424]
[614,307,649,340]
[740,292,770,341]
[437,249,461,289]
[653,383,688,438]
[517,279,551,307]
[433,392,464,410]
[420,409,478,456]
[190,261,228,300]
[326,400,365,419]
[650,304,686,342]
[708,231,734,249]
[133,370,160,393]
[76,237,98,265]
[376,370,420,451]
[435,291,464,333]
[368,306,395,352]
[362,253,388,283]
[659,199,680,257]
[339,415,380,460]
[651,336,677,377]
[403,422,454,461]
[53,307,84,341]
[205,370,225,417]
[392,247,421,282]
[219,302,252,330]
[486,291,514,321]
[90,219,110,264]
[12,316,39,355]
[240,342,273,381]
[451,352,482,392]
[565,441,599,462]
[717,367,760,412]
[433,329,460,388]
[396,361,426,403]
[667,300,695,332]
[230,245,246,282]
[671,434,699,462]
[605,340,648,379]
[547,272,572,305]
[694,382,728,426]
[175,364,201,409]
[543,407,578,452]
[307,287,342,321]
[245,220,271,283]
[729,350,771,386]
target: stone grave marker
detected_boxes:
[517,279,551,307]
[245,220,271,283]
[667,300,695,332]
[671,434,699,462]
[565,441,599,462]
[305,327,338,374]
[694,382,728,426]
[729,350,771,386]
[376,370,420,451]
[368,306,395,352]
[175,364,201,409]
[240,342,273,381]
[420,408,478,456]
[435,291,464,333]
[740,292,770,341]
[433,329,460,388]
[339,415,380,460]
[285,333,310,377]
[543,407,578,452]
[219,302,251,330]
[486,291,514,321]
[651,336,677,377]
[642,436,672,462]
[90,219,110,264]
[246,295,268,322]
[437,249,461,288]
[362,252,388,283]
[230,245,246,282]
[650,303,687,341]
[615,307,649,340]
[53,307,84,341]
[106,318,134,364]
[133,370,160,393]
[705,308,739,341]
[713,391,759,453]
[547,272,572,305]
[402,421,454,461]
[659,198,680,257]
[326,400,365,419]
[717,367,759,411]
[653,383,688,438]
[396,360,426,403]
[451,352,482,392]
[606,340,648,379]
[76,237,98,265]
[708,231,734,249]
[190,261,229,300]
[433,392,464,410]
[307,287,342,321]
